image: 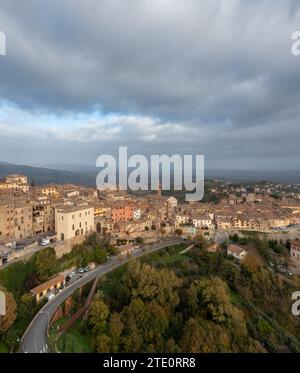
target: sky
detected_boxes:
[0,0,300,170]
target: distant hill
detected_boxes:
[1,161,299,188]
[205,169,300,184]
[0,162,97,187]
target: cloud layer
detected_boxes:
[0,0,300,169]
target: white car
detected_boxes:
[47,293,55,301]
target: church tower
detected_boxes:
[157,181,162,197]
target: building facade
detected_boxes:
[55,205,95,241]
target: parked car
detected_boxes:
[47,293,55,301]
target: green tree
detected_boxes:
[92,247,107,264]
[108,312,124,353]
[135,237,144,245]
[122,261,182,312]
[195,233,208,250]
[88,298,109,334]
[180,317,230,352]
[187,277,247,334]
[95,334,111,353]
[121,298,169,352]
[0,286,17,333]
[220,240,228,253]
[242,253,263,275]
[17,293,37,324]
[229,234,239,243]
[35,247,57,281]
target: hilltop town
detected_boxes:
[1,173,300,267]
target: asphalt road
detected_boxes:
[19,238,182,353]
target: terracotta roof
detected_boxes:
[228,244,246,255]
[31,275,65,295]
[290,241,300,248]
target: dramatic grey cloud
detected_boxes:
[0,0,300,169]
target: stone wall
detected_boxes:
[213,228,300,243]
[54,236,86,258]
[9,241,38,261]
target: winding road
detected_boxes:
[19,238,182,353]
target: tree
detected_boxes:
[122,325,143,353]
[249,237,271,262]
[187,277,247,335]
[281,247,292,270]
[0,286,17,333]
[143,301,169,345]
[108,313,124,353]
[95,334,111,353]
[92,247,107,264]
[195,233,208,250]
[242,253,263,275]
[122,261,182,312]
[17,293,37,324]
[180,317,230,353]
[25,273,40,291]
[165,338,180,353]
[121,298,169,352]
[229,234,239,243]
[135,237,144,245]
[35,247,57,281]
[88,298,109,334]
[0,258,36,297]
[220,241,228,254]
